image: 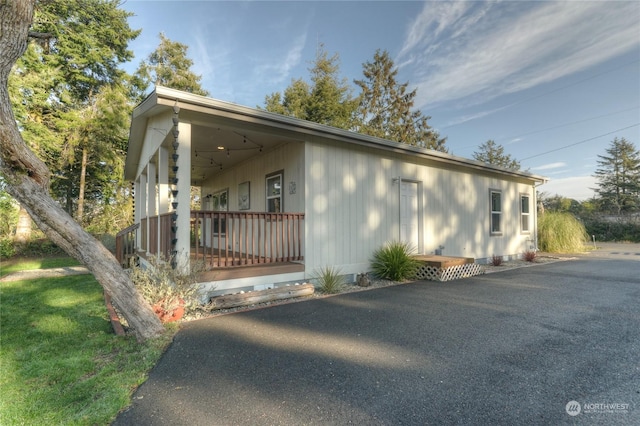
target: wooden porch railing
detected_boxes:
[115,223,139,267]
[191,211,304,268]
[117,211,304,270]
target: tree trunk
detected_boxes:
[14,203,32,244]
[0,0,164,342]
[76,145,87,222]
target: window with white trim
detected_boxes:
[211,189,228,211]
[266,171,283,213]
[520,194,531,233]
[490,190,502,235]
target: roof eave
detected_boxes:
[130,86,548,185]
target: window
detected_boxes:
[490,190,502,235]
[520,194,531,233]
[266,171,283,212]
[211,189,228,211]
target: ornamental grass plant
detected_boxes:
[314,266,345,294]
[538,212,589,253]
[371,241,420,281]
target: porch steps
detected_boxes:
[413,255,483,282]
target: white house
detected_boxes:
[121,86,547,296]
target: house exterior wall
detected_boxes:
[303,138,537,277]
[200,141,305,214]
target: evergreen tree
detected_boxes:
[354,49,446,152]
[8,0,140,224]
[263,45,357,129]
[136,32,209,96]
[263,78,310,119]
[593,137,640,215]
[472,140,521,170]
[306,46,358,129]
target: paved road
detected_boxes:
[113,245,639,425]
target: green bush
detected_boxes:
[538,212,588,253]
[583,218,640,242]
[0,237,15,259]
[314,266,345,294]
[129,255,203,314]
[371,241,419,281]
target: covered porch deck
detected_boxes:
[115,211,305,281]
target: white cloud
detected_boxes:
[254,33,307,85]
[399,1,640,108]
[532,162,566,171]
[541,175,597,200]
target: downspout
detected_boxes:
[533,179,548,251]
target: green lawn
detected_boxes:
[0,261,176,425]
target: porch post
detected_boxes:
[174,121,192,273]
[147,160,158,256]
[139,171,148,253]
[134,178,141,245]
[158,146,169,214]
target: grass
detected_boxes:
[0,260,176,425]
[538,212,589,253]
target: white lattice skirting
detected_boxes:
[415,262,484,282]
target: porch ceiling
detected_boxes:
[185,117,296,185]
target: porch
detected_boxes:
[115,211,305,277]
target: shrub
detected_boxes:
[129,255,203,317]
[523,250,537,262]
[371,241,419,281]
[491,254,503,266]
[314,266,345,294]
[538,212,588,253]
[0,237,15,259]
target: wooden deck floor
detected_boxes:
[413,255,475,268]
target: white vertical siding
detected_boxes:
[304,139,537,275]
[200,142,304,213]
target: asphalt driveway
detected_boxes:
[113,245,639,425]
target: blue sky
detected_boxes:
[122,1,640,200]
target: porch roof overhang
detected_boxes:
[125,86,548,185]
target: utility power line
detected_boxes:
[503,106,640,143]
[520,123,640,161]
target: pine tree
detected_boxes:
[136,33,209,96]
[354,49,446,152]
[263,45,357,129]
[593,137,640,215]
[306,46,358,129]
[472,140,521,170]
[9,0,140,223]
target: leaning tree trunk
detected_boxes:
[0,0,164,342]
